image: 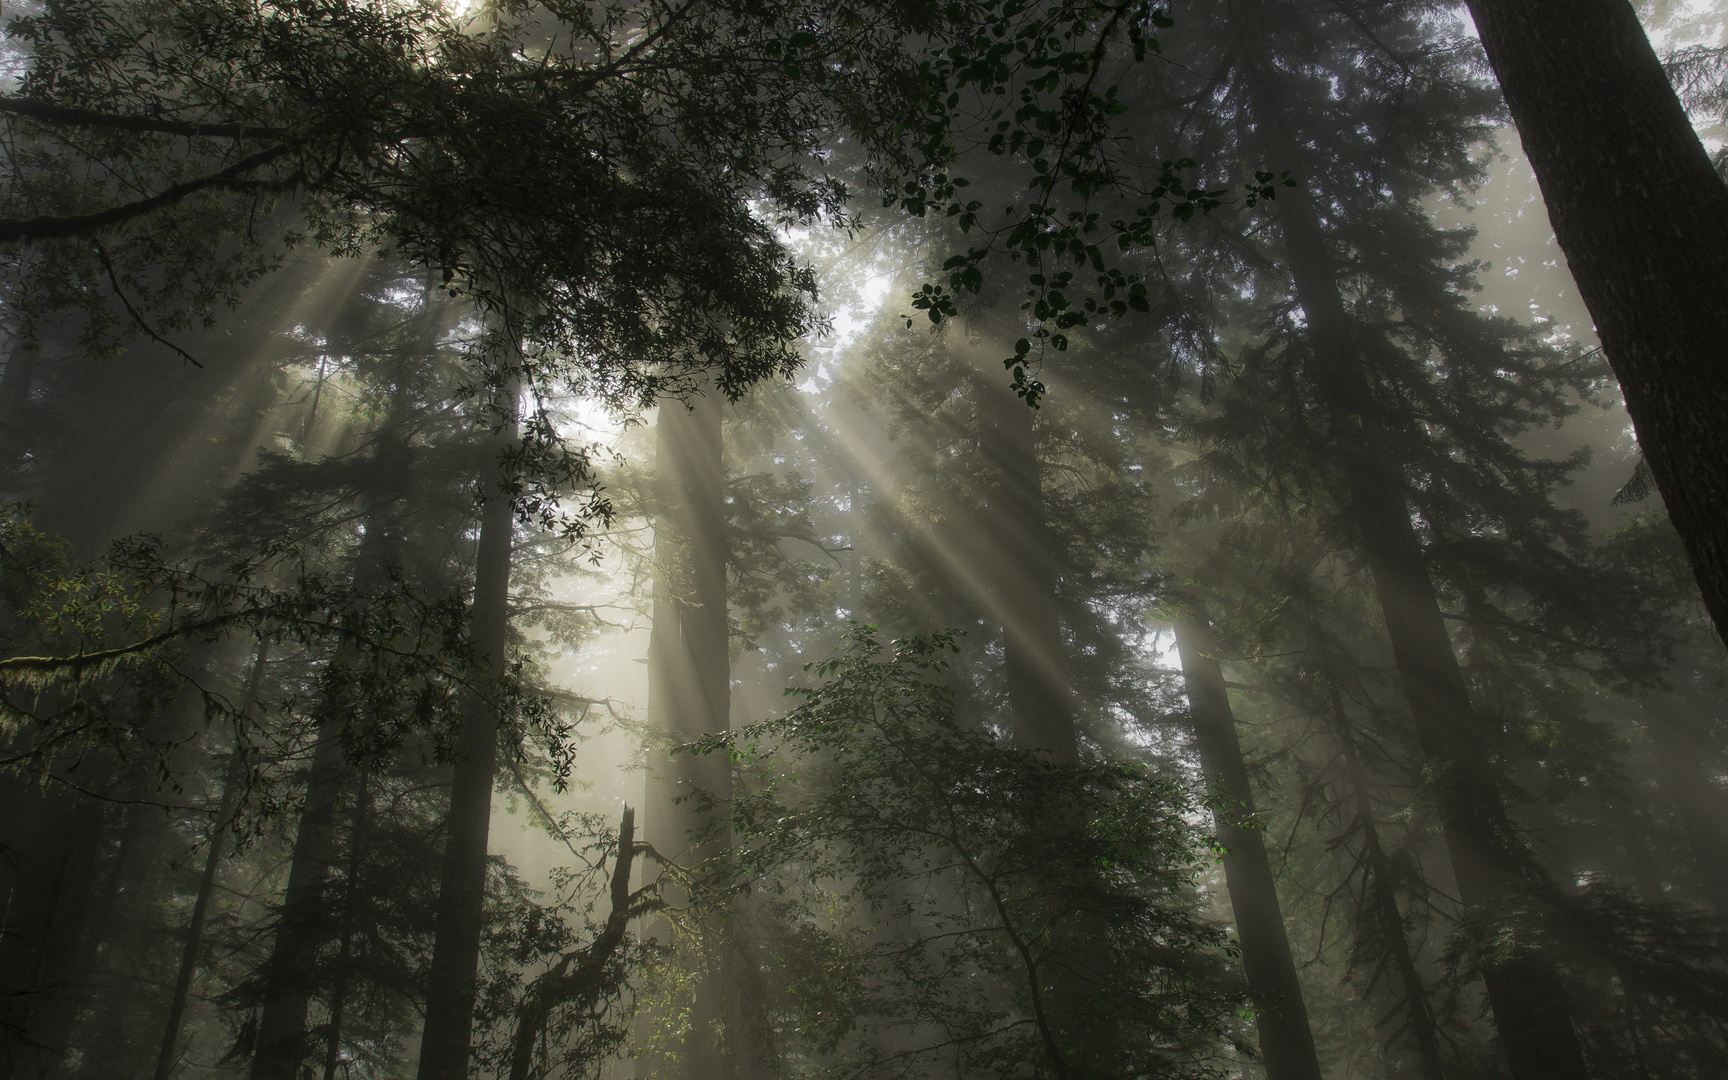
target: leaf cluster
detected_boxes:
[685,626,1245,1078]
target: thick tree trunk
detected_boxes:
[1173,617,1323,1080]
[642,384,733,1080]
[1465,0,1728,649]
[975,342,1078,763]
[415,379,520,1080]
[1257,91,1592,1078]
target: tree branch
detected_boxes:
[0,144,292,243]
[94,241,204,367]
[507,807,652,1080]
[0,97,285,140]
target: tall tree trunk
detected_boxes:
[63,787,166,1080]
[250,715,348,1080]
[321,770,370,1080]
[250,356,428,1080]
[642,384,733,1080]
[2,756,115,1080]
[155,746,251,1080]
[1172,616,1323,1080]
[414,377,519,1080]
[1464,0,1728,649]
[1252,73,1592,1080]
[975,340,1077,763]
[1322,682,1447,1080]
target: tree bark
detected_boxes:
[1465,0,1728,650]
[1173,617,1323,1080]
[642,383,733,1080]
[415,378,520,1080]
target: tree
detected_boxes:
[1117,2,1692,1073]
[692,627,1247,1080]
[854,300,1164,760]
[637,385,734,1080]
[1171,615,1323,1080]
[0,0,1249,477]
[153,650,263,1080]
[416,373,521,1080]
[1601,511,1728,914]
[1464,0,1728,650]
[495,808,661,1080]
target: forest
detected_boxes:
[2,0,1728,1078]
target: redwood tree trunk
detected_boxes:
[976,339,1078,763]
[415,380,520,1080]
[642,384,733,1080]
[1173,617,1323,1080]
[1466,0,1728,650]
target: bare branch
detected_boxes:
[94,241,204,367]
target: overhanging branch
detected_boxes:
[0,144,294,243]
[0,97,286,140]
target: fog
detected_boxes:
[2,3,1726,1080]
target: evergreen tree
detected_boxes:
[1117,2,1719,1075]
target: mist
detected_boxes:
[2,2,1726,1080]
